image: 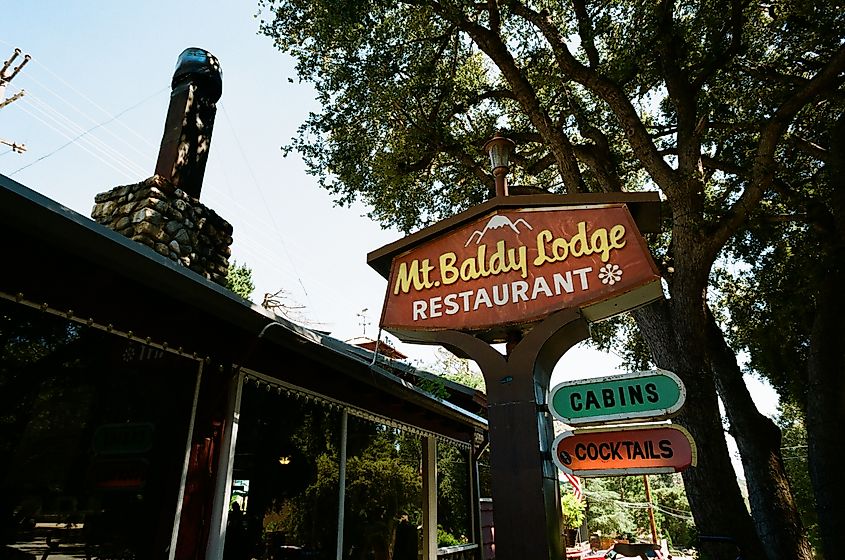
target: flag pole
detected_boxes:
[643,475,658,544]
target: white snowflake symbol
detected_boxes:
[598,263,623,285]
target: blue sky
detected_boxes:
[1,2,777,427]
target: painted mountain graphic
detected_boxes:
[465,215,534,247]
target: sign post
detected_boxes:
[369,192,663,560]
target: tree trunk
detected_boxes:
[806,113,845,558]
[634,299,766,560]
[706,311,813,560]
[806,271,845,559]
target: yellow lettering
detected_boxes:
[476,245,490,278]
[489,241,506,275]
[420,259,436,289]
[393,260,423,295]
[440,253,459,285]
[610,225,627,250]
[552,237,569,261]
[533,222,628,270]
[590,228,611,262]
[570,222,590,257]
[534,230,554,266]
[460,258,480,281]
[508,245,528,278]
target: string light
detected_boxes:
[1,290,202,362]
[242,368,472,449]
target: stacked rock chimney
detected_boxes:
[91,48,232,285]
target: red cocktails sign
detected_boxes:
[552,424,697,476]
[378,204,661,341]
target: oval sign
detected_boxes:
[552,424,697,477]
[549,369,685,426]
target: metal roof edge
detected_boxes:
[305,335,488,430]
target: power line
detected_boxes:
[20,78,160,166]
[15,89,148,177]
[2,47,167,178]
[8,86,167,176]
[219,103,313,306]
[10,101,140,179]
[582,489,695,521]
[26,54,160,150]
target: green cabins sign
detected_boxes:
[549,369,685,426]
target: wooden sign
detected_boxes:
[549,369,685,426]
[552,424,697,476]
[377,204,662,342]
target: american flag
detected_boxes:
[563,473,583,501]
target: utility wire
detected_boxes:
[25,54,160,149]
[17,89,148,177]
[9,86,166,176]
[4,43,364,335]
[219,104,313,306]
[10,102,140,179]
[2,46,165,175]
[22,85,157,169]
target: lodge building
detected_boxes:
[0,170,490,560]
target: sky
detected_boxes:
[1,1,778,432]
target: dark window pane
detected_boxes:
[0,299,199,559]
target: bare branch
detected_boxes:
[788,135,831,164]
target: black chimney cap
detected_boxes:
[172,48,222,101]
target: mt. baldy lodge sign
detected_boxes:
[379,204,662,341]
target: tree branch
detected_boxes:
[487,0,501,33]
[701,155,746,176]
[710,43,845,249]
[444,144,495,193]
[691,0,748,89]
[572,0,600,68]
[656,0,700,175]
[504,0,678,194]
[788,135,831,165]
[436,3,587,192]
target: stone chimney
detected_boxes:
[91,48,232,286]
[92,176,232,284]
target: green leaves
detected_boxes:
[225,260,256,300]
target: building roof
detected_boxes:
[0,173,486,444]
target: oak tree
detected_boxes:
[258,1,845,557]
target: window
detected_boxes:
[0,299,200,559]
